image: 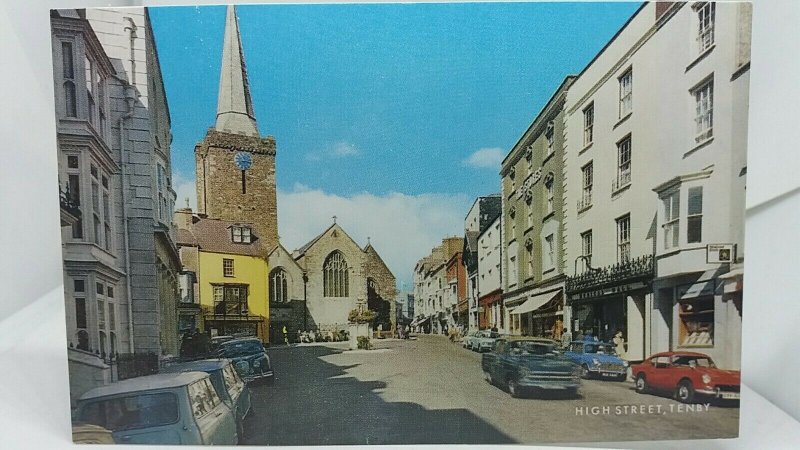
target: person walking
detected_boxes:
[613,330,627,359]
[282,325,289,346]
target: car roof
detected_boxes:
[502,336,557,343]
[570,340,613,345]
[80,372,208,400]
[220,337,261,345]
[649,351,711,358]
[160,358,229,373]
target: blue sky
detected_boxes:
[149,2,641,287]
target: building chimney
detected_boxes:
[174,207,194,231]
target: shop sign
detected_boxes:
[707,244,736,263]
[570,282,646,302]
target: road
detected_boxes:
[243,335,739,445]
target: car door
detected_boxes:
[223,364,249,420]
[647,356,672,391]
[189,378,237,444]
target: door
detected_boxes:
[189,378,237,444]
[647,356,672,391]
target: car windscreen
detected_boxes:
[513,341,556,355]
[584,344,616,355]
[672,355,715,368]
[217,341,263,357]
[79,393,179,432]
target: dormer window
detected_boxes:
[232,225,252,243]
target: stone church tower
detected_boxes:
[195,5,278,251]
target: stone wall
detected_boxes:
[195,129,278,253]
[364,245,398,332]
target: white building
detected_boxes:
[477,215,504,332]
[463,195,501,331]
[563,2,750,368]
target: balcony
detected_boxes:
[577,191,592,212]
[611,170,631,194]
[566,254,654,295]
[59,184,81,227]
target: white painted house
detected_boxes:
[563,2,750,368]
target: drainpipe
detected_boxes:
[123,17,138,87]
[118,83,137,353]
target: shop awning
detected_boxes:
[511,291,560,315]
[680,270,718,299]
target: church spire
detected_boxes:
[215,5,259,137]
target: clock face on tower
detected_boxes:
[234,151,253,170]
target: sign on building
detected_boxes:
[707,244,736,264]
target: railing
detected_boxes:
[577,191,592,211]
[611,170,632,192]
[566,254,654,294]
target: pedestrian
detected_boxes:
[583,329,598,342]
[561,328,573,349]
[613,330,627,359]
[575,329,584,341]
[282,325,289,346]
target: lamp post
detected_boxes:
[302,272,308,330]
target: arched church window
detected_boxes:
[323,251,349,297]
[270,268,289,303]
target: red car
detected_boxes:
[631,351,740,403]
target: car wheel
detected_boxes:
[676,380,695,403]
[580,364,591,380]
[616,373,627,382]
[634,374,648,393]
[508,378,522,398]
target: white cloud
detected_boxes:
[278,184,470,289]
[305,141,359,161]
[463,147,505,169]
[173,171,198,211]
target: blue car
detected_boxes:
[562,341,628,381]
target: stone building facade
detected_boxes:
[54,8,180,404]
[83,7,182,357]
[463,195,501,330]
[194,6,278,252]
[500,77,574,340]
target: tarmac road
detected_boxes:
[243,334,739,445]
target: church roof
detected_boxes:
[175,215,266,257]
[214,5,259,137]
[293,223,336,257]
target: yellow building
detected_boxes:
[174,209,271,343]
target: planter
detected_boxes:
[349,323,372,350]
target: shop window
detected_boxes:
[678,296,714,346]
[213,285,247,315]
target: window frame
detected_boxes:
[618,68,633,118]
[616,214,631,263]
[581,230,593,271]
[222,258,235,277]
[687,186,704,244]
[580,162,593,210]
[582,103,594,146]
[694,2,716,54]
[692,76,714,143]
[663,190,680,250]
[615,135,632,191]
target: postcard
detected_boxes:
[52,2,749,445]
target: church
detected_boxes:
[177,5,396,343]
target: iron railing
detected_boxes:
[566,254,654,294]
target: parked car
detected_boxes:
[161,359,252,438]
[481,336,580,398]
[71,422,114,444]
[215,338,274,384]
[463,331,478,349]
[562,341,628,381]
[472,330,502,352]
[75,372,238,444]
[210,335,235,351]
[631,351,741,403]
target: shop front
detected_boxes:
[478,289,503,330]
[203,314,268,342]
[566,255,655,362]
[508,287,565,339]
[651,265,743,370]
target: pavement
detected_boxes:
[243,334,739,445]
